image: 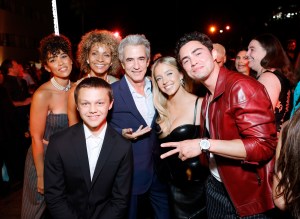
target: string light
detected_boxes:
[52,0,59,35]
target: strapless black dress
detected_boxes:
[158,124,209,219]
[159,124,209,186]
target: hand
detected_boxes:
[160,139,201,161]
[37,176,44,195]
[122,125,152,140]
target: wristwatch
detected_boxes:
[199,138,210,153]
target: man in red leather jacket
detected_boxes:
[160,31,277,218]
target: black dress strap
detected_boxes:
[193,97,200,125]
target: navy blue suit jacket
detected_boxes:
[109,77,160,195]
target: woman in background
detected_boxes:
[235,49,256,78]
[247,33,293,136]
[273,108,300,219]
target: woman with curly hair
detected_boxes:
[273,108,300,219]
[21,33,73,219]
[68,29,121,126]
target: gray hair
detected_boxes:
[118,34,151,62]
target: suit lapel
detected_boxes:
[72,123,92,188]
[119,77,147,126]
[91,125,115,186]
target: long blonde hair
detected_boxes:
[151,56,193,137]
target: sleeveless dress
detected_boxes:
[21,113,68,219]
[158,98,209,219]
[259,70,292,134]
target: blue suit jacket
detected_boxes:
[109,77,159,195]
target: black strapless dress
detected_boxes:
[159,124,209,184]
[158,124,209,219]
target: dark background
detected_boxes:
[56,0,300,56]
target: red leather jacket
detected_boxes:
[200,68,277,217]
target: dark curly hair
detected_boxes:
[39,33,73,66]
[76,29,121,77]
[174,31,213,64]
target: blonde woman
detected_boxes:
[152,56,208,219]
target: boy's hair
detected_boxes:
[74,77,113,105]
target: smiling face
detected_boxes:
[179,40,216,82]
[45,50,72,79]
[77,87,113,135]
[121,45,150,84]
[153,62,183,97]
[247,39,266,73]
[235,50,250,76]
[87,43,112,76]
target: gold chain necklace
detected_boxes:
[50,77,71,91]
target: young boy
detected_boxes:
[44,77,133,219]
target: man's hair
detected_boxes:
[174,31,213,64]
[118,34,151,62]
[39,33,73,66]
[74,77,113,105]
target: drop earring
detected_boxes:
[180,78,185,86]
[87,60,89,64]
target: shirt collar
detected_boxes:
[83,123,107,140]
[124,75,152,95]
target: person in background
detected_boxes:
[151,56,208,219]
[109,34,170,219]
[235,49,256,78]
[21,33,73,219]
[1,58,32,184]
[285,39,299,68]
[153,52,162,62]
[1,59,32,107]
[0,78,19,196]
[273,108,300,219]
[68,29,121,126]
[44,77,133,219]
[160,31,277,218]
[247,33,293,136]
[290,66,300,118]
[213,43,226,67]
[19,62,38,94]
[146,52,163,78]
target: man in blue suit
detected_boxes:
[109,34,170,219]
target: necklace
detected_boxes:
[50,77,71,91]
